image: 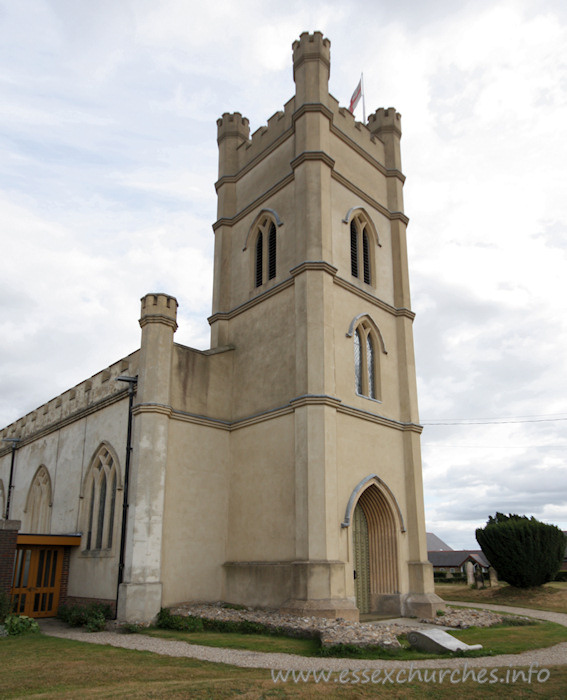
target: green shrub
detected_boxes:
[554,570,567,582]
[4,614,40,636]
[156,608,204,632]
[120,622,143,634]
[85,611,107,632]
[476,513,566,588]
[0,590,12,624]
[155,608,316,640]
[58,602,113,631]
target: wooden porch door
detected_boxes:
[11,545,64,618]
[353,502,370,614]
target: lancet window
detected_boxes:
[349,212,374,285]
[353,319,381,400]
[254,216,277,287]
[24,466,52,533]
[83,445,119,551]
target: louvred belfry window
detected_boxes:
[349,212,374,285]
[350,220,359,277]
[253,216,277,288]
[268,222,276,280]
[362,229,371,284]
[255,232,263,287]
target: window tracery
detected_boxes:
[24,466,52,533]
[349,211,375,285]
[83,445,119,551]
[254,216,277,287]
[351,317,384,400]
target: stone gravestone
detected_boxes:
[407,629,482,654]
[474,568,485,589]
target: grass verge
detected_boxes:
[140,620,567,661]
[435,582,567,614]
[1,633,567,699]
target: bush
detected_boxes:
[554,570,567,582]
[476,513,566,588]
[155,608,316,640]
[3,614,40,636]
[58,602,113,631]
[156,608,204,632]
[0,590,12,624]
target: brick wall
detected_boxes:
[0,520,20,594]
[65,596,117,617]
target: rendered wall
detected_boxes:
[0,353,139,605]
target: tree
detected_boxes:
[475,513,566,588]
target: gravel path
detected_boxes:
[444,600,567,626]
[39,603,567,671]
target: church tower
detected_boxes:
[209,31,441,619]
[0,30,442,624]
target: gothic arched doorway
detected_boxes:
[352,482,400,614]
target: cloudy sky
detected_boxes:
[1,0,566,549]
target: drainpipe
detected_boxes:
[2,437,21,519]
[114,376,137,618]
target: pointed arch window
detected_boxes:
[349,212,375,285]
[24,466,52,533]
[83,446,119,552]
[350,317,384,400]
[253,217,277,287]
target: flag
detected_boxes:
[349,78,362,114]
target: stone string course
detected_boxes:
[169,603,516,649]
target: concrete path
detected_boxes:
[38,603,567,671]
[444,600,567,626]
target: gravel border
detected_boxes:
[38,603,567,671]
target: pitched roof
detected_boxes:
[426,532,453,551]
[428,550,489,568]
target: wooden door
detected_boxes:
[11,546,64,618]
[353,502,370,614]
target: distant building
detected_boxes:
[426,532,454,551]
[0,32,443,623]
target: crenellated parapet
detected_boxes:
[216,89,402,190]
[217,112,250,180]
[139,292,178,331]
[292,30,331,71]
[0,352,139,449]
[292,31,331,112]
[368,108,402,171]
[216,112,250,145]
[368,107,402,138]
[216,100,295,183]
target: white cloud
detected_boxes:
[0,0,566,539]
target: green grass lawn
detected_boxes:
[436,582,567,614]
[1,633,566,699]
[140,620,567,661]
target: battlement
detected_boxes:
[0,351,140,448]
[292,31,331,79]
[217,112,250,144]
[368,108,402,137]
[140,293,178,330]
[216,98,295,179]
[215,33,400,185]
[242,102,291,155]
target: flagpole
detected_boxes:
[361,73,366,123]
